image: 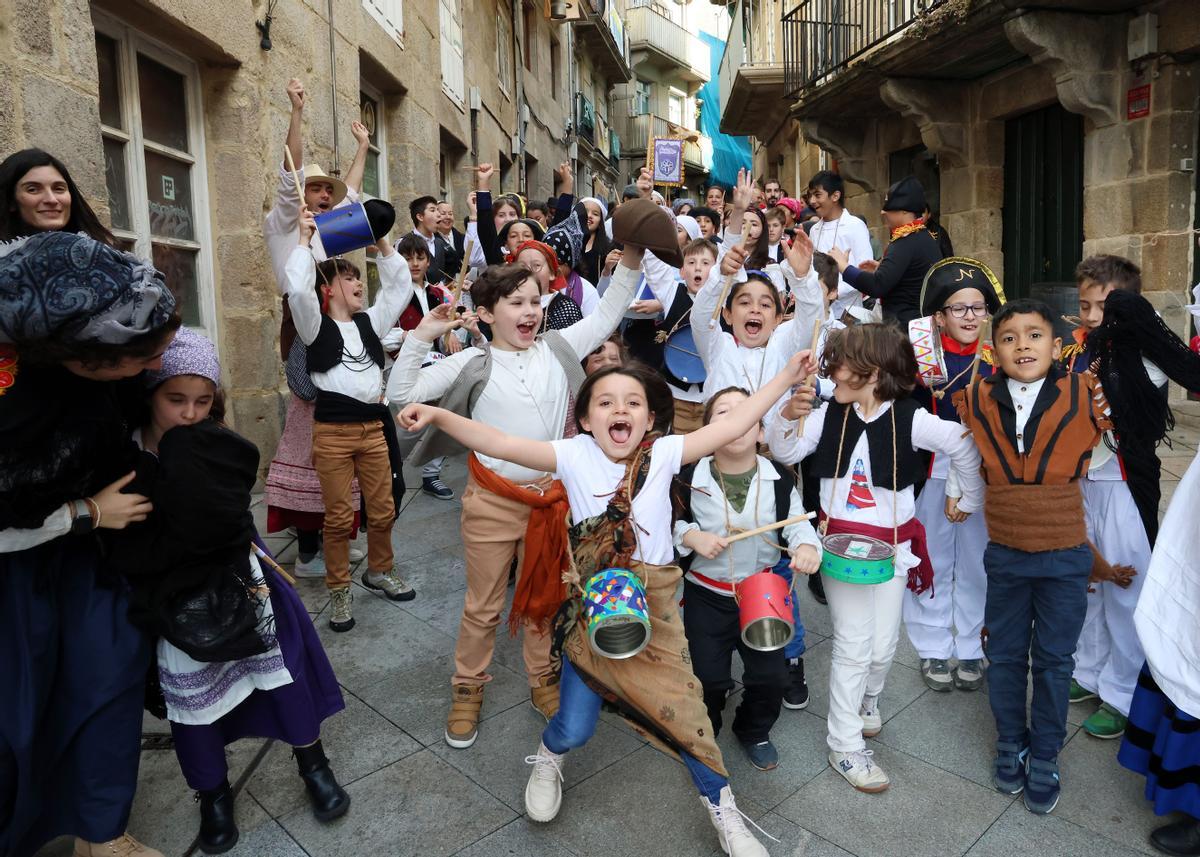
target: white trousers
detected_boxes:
[904,477,989,660]
[824,573,907,752]
[1074,479,1149,716]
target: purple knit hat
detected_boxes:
[144,326,220,388]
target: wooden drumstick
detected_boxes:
[442,237,475,351]
[252,542,296,586]
[283,147,305,213]
[725,512,817,544]
[708,239,744,330]
[969,318,992,386]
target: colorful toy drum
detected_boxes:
[820,533,895,585]
[582,568,652,659]
[315,199,395,256]
[663,326,706,386]
[736,571,794,652]
[908,315,948,386]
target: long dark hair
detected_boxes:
[743,208,771,271]
[573,362,674,437]
[18,312,183,369]
[0,148,117,244]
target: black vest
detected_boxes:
[305,313,385,375]
[810,397,924,491]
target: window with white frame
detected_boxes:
[439,0,465,105]
[497,9,513,97]
[94,16,214,335]
[668,88,686,127]
[363,0,404,45]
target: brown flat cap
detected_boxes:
[612,198,684,269]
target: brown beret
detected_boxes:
[612,198,684,269]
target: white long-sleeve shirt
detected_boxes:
[285,245,413,403]
[0,504,71,552]
[263,162,360,295]
[768,399,984,579]
[809,209,873,320]
[674,455,820,593]
[691,261,822,423]
[386,263,642,483]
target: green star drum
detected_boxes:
[820,533,895,585]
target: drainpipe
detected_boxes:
[513,0,527,194]
[327,0,340,172]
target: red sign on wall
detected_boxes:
[1127,84,1151,120]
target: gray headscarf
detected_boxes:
[0,231,176,345]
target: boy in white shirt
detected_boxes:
[806,170,874,322]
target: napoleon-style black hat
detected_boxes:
[882,176,927,214]
[919,256,1005,317]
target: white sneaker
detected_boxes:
[523,743,565,822]
[348,546,365,563]
[702,786,773,856]
[859,694,882,737]
[829,749,890,793]
[293,554,327,578]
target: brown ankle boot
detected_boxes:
[530,674,561,720]
[73,833,164,857]
[445,684,484,748]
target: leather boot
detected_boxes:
[1151,817,1200,856]
[294,740,350,822]
[196,781,239,854]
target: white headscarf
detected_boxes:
[675,215,701,242]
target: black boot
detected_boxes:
[196,780,239,854]
[783,657,809,710]
[807,572,827,605]
[294,741,350,822]
[1151,817,1200,856]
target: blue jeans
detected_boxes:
[772,556,807,659]
[983,542,1091,761]
[542,657,728,802]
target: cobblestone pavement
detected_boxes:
[38,415,1200,857]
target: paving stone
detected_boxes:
[550,744,772,857]
[246,692,423,818]
[753,812,858,857]
[1055,730,1162,856]
[431,701,643,812]
[279,750,516,857]
[392,551,470,602]
[776,743,1012,857]
[873,685,998,789]
[290,577,332,615]
[355,653,531,747]
[310,586,456,697]
[451,817,583,856]
[800,637,929,729]
[965,801,1150,857]
[712,701,830,811]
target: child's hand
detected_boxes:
[555,161,573,193]
[444,333,463,354]
[397,403,437,432]
[636,166,654,198]
[944,496,969,524]
[93,472,154,529]
[782,226,814,277]
[467,191,478,219]
[731,167,755,210]
[781,349,818,386]
[720,243,747,277]
[286,78,305,111]
[780,384,817,421]
[789,544,821,575]
[476,163,494,191]
[826,246,851,272]
[684,530,728,560]
[373,235,393,257]
[459,310,482,339]
[602,248,623,277]
[298,207,316,246]
[630,298,663,316]
[351,120,370,147]
[414,302,461,341]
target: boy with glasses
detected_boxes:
[905,258,1001,693]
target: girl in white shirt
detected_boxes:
[768,323,984,796]
[399,355,814,857]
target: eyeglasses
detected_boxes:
[942,303,988,319]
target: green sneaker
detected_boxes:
[1082,702,1127,739]
[1068,679,1097,703]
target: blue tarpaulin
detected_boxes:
[698,30,752,187]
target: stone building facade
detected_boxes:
[2,0,638,466]
[724,0,1200,367]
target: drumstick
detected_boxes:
[282,147,305,213]
[442,237,475,351]
[708,240,744,330]
[252,543,296,586]
[969,318,992,386]
[725,512,817,544]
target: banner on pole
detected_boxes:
[649,137,685,187]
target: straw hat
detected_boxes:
[302,164,348,206]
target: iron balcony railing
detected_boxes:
[782,0,948,97]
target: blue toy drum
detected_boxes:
[582,568,652,659]
[315,199,395,256]
[663,326,706,386]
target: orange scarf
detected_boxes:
[467,453,571,633]
[889,219,927,241]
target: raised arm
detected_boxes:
[398,403,557,473]
[475,164,504,266]
[691,244,746,370]
[366,237,416,335]
[725,168,754,239]
[342,120,371,197]
[285,210,322,345]
[284,78,305,174]
[838,238,910,300]
[551,161,574,226]
[682,351,813,465]
[767,395,824,465]
[558,246,645,357]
